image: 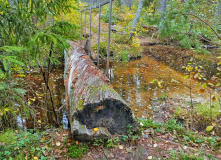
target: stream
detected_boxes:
[18,46,219,129]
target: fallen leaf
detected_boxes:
[206,126,213,132]
[199,89,205,93]
[212,95,216,101]
[212,121,216,126]
[94,128,99,132]
[158,81,163,88]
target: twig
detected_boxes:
[36,58,59,127]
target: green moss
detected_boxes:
[78,99,84,110]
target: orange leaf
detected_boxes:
[212,121,216,126]
[76,141,78,145]
[212,95,216,101]
[199,89,205,93]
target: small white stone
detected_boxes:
[153,144,158,147]
[148,156,152,159]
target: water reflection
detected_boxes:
[22,54,218,128]
[109,55,216,116]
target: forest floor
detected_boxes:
[33,97,221,160]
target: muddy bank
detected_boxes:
[144,45,221,80]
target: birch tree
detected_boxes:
[131,0,144,31]
[159,0,168,13]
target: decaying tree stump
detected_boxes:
[64,41,138,140]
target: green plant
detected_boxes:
[68,144,89,158]
[121,135,128,141]
[93,139,104,146]
[196,101,220,119]
[101,6,119,24]
[170,150,207,160]
[113,34,132,44]
[92,41,108,57]
[0,130,51,159]
[106,137,120,148]
[164,118,184,133]
[138,118,162,129]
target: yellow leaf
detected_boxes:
[195,66,198,71]
[218,61,221,65]
[158,81,163,88]
[30,97,36,101]
[187,66,193,72]
[41,137,45,141]
[38,120,41,123]
[183,75,189,79]
[206,126,213,132]
[202,83,207,89]
[33,157,38,160]
[93,128,99,132]
[28,101,31,105]
[151,79,156,83]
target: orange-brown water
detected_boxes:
[20,54,218,128]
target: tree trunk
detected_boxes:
[132,0,144,31]
[64,41,138,140]
[159,0,168,13]
[216,0,221,18]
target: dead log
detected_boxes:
[64,41,138,140]
[140,42,159,46]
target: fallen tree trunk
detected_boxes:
[64,41,138,140]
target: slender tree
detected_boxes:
[131,0,144,31]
